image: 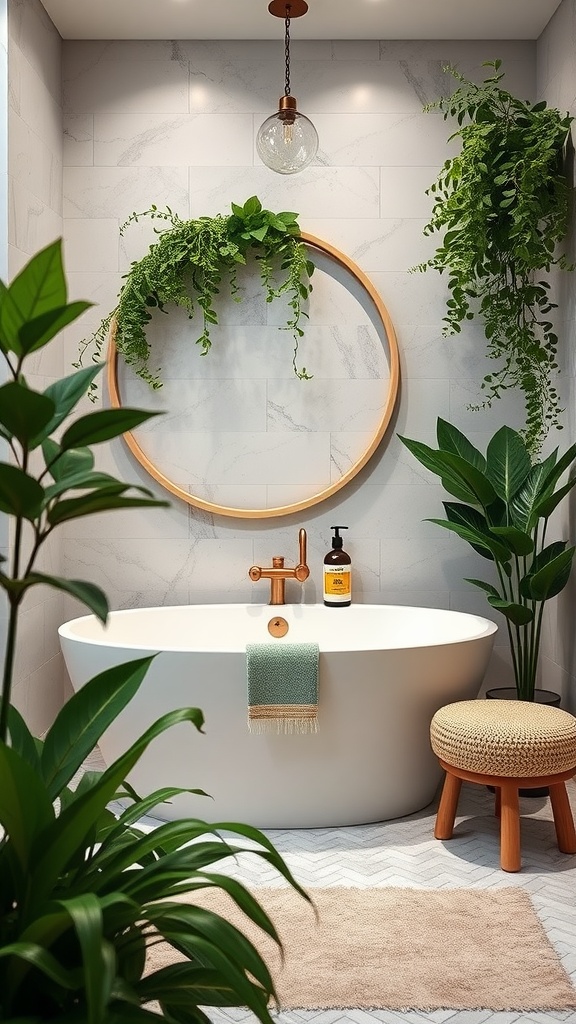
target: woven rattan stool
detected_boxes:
[430,700,576,872]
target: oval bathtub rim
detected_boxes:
[58,603,499,655]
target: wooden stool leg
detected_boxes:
[434,771,462,840]
[494,787,501,818]
[549,782,576,854]
[500,783,521,872]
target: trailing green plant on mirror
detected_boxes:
[413,61,574,457]
[78,195,315,395]
[0,240,308,1022]
[399,418,576,703]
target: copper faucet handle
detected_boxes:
[294,563,310,582]
[249,565,262,581]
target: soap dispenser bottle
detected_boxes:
[323,526,351,607]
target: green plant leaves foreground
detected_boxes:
[79,196,316,392]
[0,659,308,1023]
[400,417,576,699]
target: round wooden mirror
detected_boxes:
[107,232,400,519]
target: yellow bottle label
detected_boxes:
[324,566,351,600]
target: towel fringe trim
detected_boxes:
[248,717,319,734]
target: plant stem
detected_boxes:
[0,596,20,743]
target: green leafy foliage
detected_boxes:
[400,417,576,699]
[78,197,315,392]
[0,240,309,1021]
[414,61,574,456]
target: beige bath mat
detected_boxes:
[146,885,576,1011]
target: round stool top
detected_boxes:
[430,699,576,777]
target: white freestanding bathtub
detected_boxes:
[59,603,497,828]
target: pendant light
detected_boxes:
[256,1,319,175]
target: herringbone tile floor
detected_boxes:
[193,780,576,1024]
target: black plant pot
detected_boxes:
[485,687,561,797]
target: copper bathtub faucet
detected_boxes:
[249,528,310,605]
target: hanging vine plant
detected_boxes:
[78,196,315,389]
[414,61,574,456]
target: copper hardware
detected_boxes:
[268,616,289,637]
[249,527,310,604]
[268,1,308,18]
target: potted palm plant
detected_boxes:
[0,240,308,1022]
[399,418,576,704]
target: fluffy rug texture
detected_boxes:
[146,886,576,1011]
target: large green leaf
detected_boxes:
[60,409,161,450]
[443,501,496,560]
[525,547,575,601]
[427,518,511,561]
[7,705,41,771]
[137,959,270,1020]
[399,436,496,505]
[142,913,275,1021]
[29,707,205,906]
[41,657,155,800]
[57,895,115,1024]
[44,473,146,502]
[47,492,168,527]
[538,441,576,496]
[490,525,534,556]
[145,902,276,993]
[485,426,532,502]
[31,364,104,447]
[519,540,566,599]
[42,439,94,482]
[21,573,109,624]
[464,578,501,600]
[0,240,67,354]
[0,743,54,869]
[532,478,576,521]
[509,449,559,529]
[486,597,534,625]
[436,417,486,471]
[0,383,55,444]
[0,942,81,989]
[97,787,210,853]
[0,463,45,520]
[19,302,93,355]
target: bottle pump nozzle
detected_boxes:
[330,526,348,549]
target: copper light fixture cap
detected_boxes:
[268,0,308,17]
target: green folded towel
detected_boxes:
[246,642,319,733]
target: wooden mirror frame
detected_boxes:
[107,232,400,519]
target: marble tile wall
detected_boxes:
[56,36,555,700]
[7,0,64,732]
[537,0,576,712]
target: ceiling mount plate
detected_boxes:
[268,0,309,18]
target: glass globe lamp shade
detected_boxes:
[256,96,318,175]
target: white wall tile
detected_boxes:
[64,219,120,273]
[8,0,61,104]
[313,111,458,167]
[189,165,380,219]
[8,177,62,255]
[63,166,189,220]
[63,60,189,115]
[94,113,254,167]
[64,113,93,166]
[9,110,62,211]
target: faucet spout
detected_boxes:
[249,528,310,605]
